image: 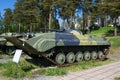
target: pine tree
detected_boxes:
[13,0,24,32]
[23,0,39,32]
[3,8,13,32]
[41,0,60,30]
[59,0,80,28]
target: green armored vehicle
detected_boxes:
[6,29,110,65]
[0,33,16,53]
[0,33,25,53]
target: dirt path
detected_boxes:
[23,60,120,80]
[60,61,120,80]
[108,54,120,61]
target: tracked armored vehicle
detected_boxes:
[0,32,26,53]
[6,29,110,65]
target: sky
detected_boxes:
[0,0,16,17]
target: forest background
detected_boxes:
[0,0,120,36]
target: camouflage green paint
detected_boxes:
[26,30,110,52]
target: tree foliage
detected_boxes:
[3,8,13,32]
[96,0,120,36]
[2,0,120,35]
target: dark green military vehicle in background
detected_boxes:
[0,32,27,54]
[0,33,20,53]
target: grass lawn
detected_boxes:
[90,27,114,37]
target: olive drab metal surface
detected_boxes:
[26,30,110,52]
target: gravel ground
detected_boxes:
[22,75,61,80]
[0,58,12,63]
[108,54,120,60]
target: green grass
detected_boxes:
[107,36,120,49]
[0,60,39,78]
[0,51,3,59]
[38,59,113,76]
[45,68,67,76]
[90,27,114,37]
[115,77,120,80]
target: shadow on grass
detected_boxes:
[105,28,120,36]
[26,57,54,67]
[104,57,109,61]
[105,30,114,36]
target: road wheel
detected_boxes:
[66,52,75,63]
[84,51,91,61]
[76,51,83,62]
[91,51,97,60]
[98,51,105,60]
[55,53,65,64]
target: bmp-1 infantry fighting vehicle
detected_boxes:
[6,29,110,65]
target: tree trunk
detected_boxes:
[114,26,117,36]
[49,11,52,30]
[70,12,73,28]
[104,16,107,27]
[98,16,101,26]
[103,18,106,27]
[19,23,21,33]
[30,24,32,33]
[87,16,91,27]
[114,18,117,36]
[83,12,87,30]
